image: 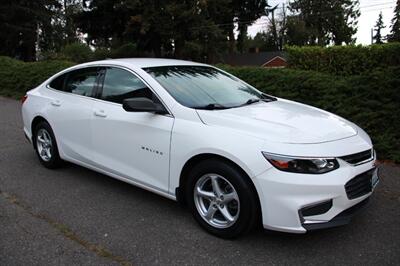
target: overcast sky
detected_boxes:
[247,0,397,45]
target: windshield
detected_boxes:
[143,65,265,109]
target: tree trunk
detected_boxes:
[228,25,235,54]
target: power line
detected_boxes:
[264,1,395,11]
[362,6,395,13]
[190,2,397,30]
[359,1,396,9]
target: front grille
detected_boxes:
[345,169,374,199]
[340,149,373,165]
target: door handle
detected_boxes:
[51,100,61,107]
[94,110,107,118]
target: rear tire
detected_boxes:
[33,121,62,169]
[185,159,259,238]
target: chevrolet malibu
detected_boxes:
[21,59,379,238]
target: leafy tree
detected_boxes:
[186,0,266,54]
[289,0,360,45]
[75,0,132,47]
[242,32,277,52]
[388,0,400,42]
[0,0,59,61]
[285,15,313,46]
[74,0,220,60]
[39,0,81,53]
[373,12,385,44]
[123,0,218,59]
[233,0,267,53]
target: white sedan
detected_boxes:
[21,59,379,238]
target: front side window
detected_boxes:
[143,65,264,109]
[64,67,99,97]
[100,67,159,104]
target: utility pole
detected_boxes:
[265,4,279,50]
[281,3,287,50]
[371,28,374,44]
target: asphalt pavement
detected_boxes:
[0,96,399,265]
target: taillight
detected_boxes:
[21,95,28,104]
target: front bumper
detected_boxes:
[302,197,370,231]
[253,156,378,233]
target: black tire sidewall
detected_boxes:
[185,159,259,239]
[33,121,62,168]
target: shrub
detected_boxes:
[219,65,400,162]
[60,43,93,63]
[286,43,400,76]
[110,43,140,58]
[92,47,111,60]
[0,56,75,99]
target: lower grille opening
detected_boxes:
[300,200,333,217]
[345,169,374,199]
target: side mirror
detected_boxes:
[122,97,168,114]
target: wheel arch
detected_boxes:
[31,116,51,150]
[177,153,261,214]
[31,116,49,134]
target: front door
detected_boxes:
[91,67,174,193]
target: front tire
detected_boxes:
[33,121,62,169]
[185,159,259,238]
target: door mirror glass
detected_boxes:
[122,97,167,114]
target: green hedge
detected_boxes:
[286,43,400,76]
[0,56,75,98]
[219,65,400,162]
[0,56,398,162]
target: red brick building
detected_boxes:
[220,51,287,68]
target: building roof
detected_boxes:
[220,51,286,67]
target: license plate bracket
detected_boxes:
[371,167,379,189]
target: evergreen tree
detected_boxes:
[388,0,400,42]
[233,0,267,53]
[373,12,385,44]
[39,0,81,53]
[74,0,132,47]
[0,0,59,61]
[285,15,312,46]
[289,0,360,45]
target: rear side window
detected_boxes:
[64,67,99,97]
[100,67,159,104]
[49,74,67,91]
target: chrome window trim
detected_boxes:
[45,64,174,117]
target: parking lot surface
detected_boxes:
[1,97,399,265]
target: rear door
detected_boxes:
[90,66,174,193]
[46,67,101,164]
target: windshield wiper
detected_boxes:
[194,103,231,110]
[235,98,261,108]
[261,93,277,102]
[244,98,261,105]
[234,94,277,108]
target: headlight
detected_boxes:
[262,152,339,174]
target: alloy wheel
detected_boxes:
[194,174,240,229]
[36,128,53,162]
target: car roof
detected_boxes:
[79,58,207,69]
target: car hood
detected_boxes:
[196,99,358,144]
